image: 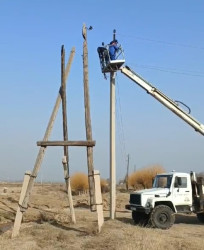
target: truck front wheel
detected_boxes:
[150,205,175,229]
[132,211,141,224]
[132,211,150,226]
[197,213,204,223]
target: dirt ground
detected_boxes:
[0,183,204,250]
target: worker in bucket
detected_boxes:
[97,46,109,67]
[109,39,119,60]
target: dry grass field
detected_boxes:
[0,183,204,250]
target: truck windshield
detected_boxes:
[153,175,173,188]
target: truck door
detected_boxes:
[172,175,192,211]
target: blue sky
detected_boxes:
[0,1,204,182]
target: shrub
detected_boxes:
[129,165,165,190]
[70,173,89,193]
[71,172,109,194]
[198,172,204,178]
[100,178,109,193]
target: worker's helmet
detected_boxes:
[110,39,118,44]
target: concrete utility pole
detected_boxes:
[126,154,130,190]
[110,29,116,219]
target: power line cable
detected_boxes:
[128,63,204,77]
[118,33,204,50]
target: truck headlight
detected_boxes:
[146,199,153,208]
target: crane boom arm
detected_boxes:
[121,65,204,136]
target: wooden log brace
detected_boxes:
[60,46,76,224]
[37,140,96,147]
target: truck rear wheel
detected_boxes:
[197,213,204,223]
[150,205,175,229]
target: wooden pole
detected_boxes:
[82,23,95,211]
[61,45,76,223]
[12,48,75,237]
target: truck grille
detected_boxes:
[130,193,141,205]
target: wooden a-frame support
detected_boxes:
[12,26,104,237]
[12,47,76,237]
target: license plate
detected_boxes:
[131,206,137,211]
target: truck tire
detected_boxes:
[197,213,204,223]
[150,205,175,229]
[132,211,150,226]
[132,211,141,224]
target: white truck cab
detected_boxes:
[126,171,204,229]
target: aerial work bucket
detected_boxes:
[97,41,125,73]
